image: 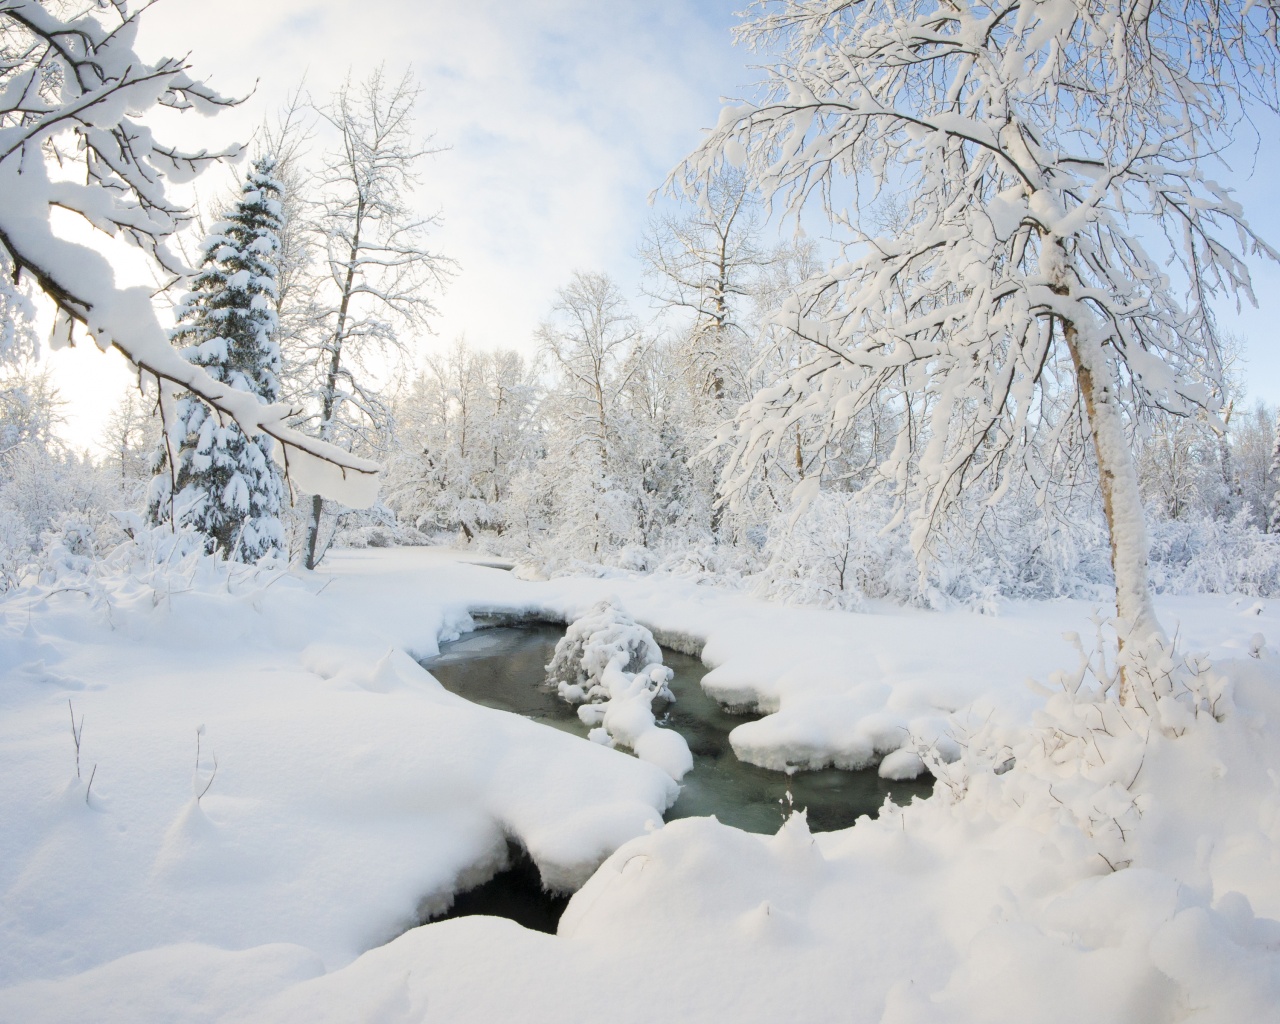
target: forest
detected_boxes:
[5,124,1280,608]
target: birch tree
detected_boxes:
[681,0,1279,696]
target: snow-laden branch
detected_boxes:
[0,0,379,507]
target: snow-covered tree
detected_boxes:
[640,170,774,408]
[100,387,159,491]
[639,172,786,542]
[1138,416,1218,522]
[681,0,1279,694]
[386,339,542,540]
[0,0,377,504]
[149,158,288,562]
[294,67,454,569]
[1227,401,1276,529]
[537,272,645,559]
[0,361,115,592]
[1269,410,1280,534]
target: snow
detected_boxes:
[2,546,1279,1021]
[547,600,692,779]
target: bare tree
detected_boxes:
[258,84,323,375]
[539,272,640,469]
[537,271,644,556]
[296,66,455,569]
[640,169,774,405]
[100,387,158,488]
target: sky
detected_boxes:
[37,0,1280,450]
[43,0,751,450]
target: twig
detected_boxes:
[1125,746,1147,790]
[68,699,82,779]
[85,764,97,805]
[197,752,218,802]
[195,726,217,802]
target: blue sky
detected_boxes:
[42,0,1280,448]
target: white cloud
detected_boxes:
[45,0,747,446]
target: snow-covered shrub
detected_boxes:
[655,542,754,585]
[615,545,654,573]
[546,601,690,779]
[0,417,127,593]
[0,510,27,593]
[755,490,910,610]
[37,517,105,584]
[110,511,212,572]
[327,503,431,551]
[1148,511,1280,597]
[922,619,1230,858]
[546,601,669,701]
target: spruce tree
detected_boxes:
[149,157,287,562]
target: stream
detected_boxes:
[416,623,933,933]
[422,623,932,833]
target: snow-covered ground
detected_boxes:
[1,547,1277,1022]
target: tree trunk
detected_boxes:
[304,493,325,570]
[304,205,363,571]
[1044,235,1165,697]
[1062,317,1166,696]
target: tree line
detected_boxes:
[4,0,1280,629]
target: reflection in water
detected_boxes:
[422,625,933,834]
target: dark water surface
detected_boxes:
[422,624,933,835]
[428,843,569,934]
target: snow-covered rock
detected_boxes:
[546,600,692,779]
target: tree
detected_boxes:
[148,158,288,562]
[296,67,453,569]
[538,272,644,559]
[640,169,774,407]
[680,0,1279,697]
[258,86,324,392]
[1225,401,1276,529]
[0,0,378,504]
[385,338,542,540]
[1269,411,1280,535]
[100,387,158,491]
[639,171,785,541]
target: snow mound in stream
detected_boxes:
[547,601,693,780]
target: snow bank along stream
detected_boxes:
[421,625,932,831]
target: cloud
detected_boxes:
[133,0,746,356]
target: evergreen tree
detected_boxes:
[149,157,287,562]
